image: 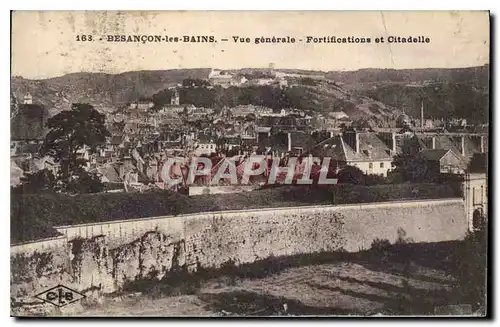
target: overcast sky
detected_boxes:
[11,11,490,79]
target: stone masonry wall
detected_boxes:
[183,199,468,270]
[11,199,468,315]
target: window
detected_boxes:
[369,163,373,169]
[380,163,384,168]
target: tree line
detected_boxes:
[151,80,329,111]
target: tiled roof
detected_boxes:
[309,132,392,162]
[355,133,393,161]
[97,164,122,183]
[414,133,483,159]
[419,149,449,161]
[309,136,347,161]
[256,127,271,133]
[290,132,316,150]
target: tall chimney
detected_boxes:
[287,132,292,152]
[421,100,424,130]
[480,135,485,153]
[461,136,466,156]
[391,132,397,153]
[342,131,359,153]
[355,133,360,153]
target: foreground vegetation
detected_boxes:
[110,228,487,316]
[11,182,461,244]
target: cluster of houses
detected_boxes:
[208,68,289,89]
[10,91,488,194]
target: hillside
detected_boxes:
[149,79,400,121]
[326,66,489,86]
[352,81,489,124]
[11,69,212,115]
[10,66,489,122]
[327,66,490,124]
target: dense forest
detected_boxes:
[152,83,330,111]
[356,82,489,124]
[150,78,389,121]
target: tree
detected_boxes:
[12,169,56,194]
[336,165,365,185]
[182,78,210,88]
[467,153,487,173]
[151,89,175,109]
[10,92,19,120]
[364,173,387,186]
[390,153,434,183]
[300,77,317,86]
[64,167,106,194]
[42,103,110,193]
[454,218,487,313]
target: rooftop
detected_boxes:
[419,149,450,161]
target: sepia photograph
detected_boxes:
[10,10,490,317]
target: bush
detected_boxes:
[454,225,487,312]
[370,238,392,260]
[336,166,365,185]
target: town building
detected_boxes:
[208,69,247,88]
[463,173,488,231]
[129,100,154,112]
[309,130,394,176]
[418,149,466,174]
[193,134,217,156]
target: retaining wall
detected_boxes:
[11,198,468,315]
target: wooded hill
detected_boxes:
[11,65,489,123]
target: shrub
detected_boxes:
[454,225,487,312]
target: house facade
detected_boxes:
[309,130,394,177]
[419,148,466,175]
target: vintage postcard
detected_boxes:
[10,11,489,317]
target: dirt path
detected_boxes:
[73,260,457,317]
